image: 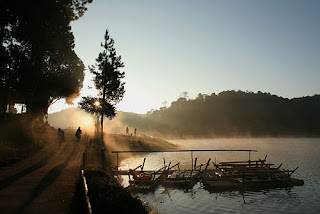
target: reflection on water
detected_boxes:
[119,138,320,214]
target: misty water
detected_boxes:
[119,138,320,214]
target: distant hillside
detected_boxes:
[143,91,320,138]
[49,91,320,138]
[48,108,147,135]
[48,108,90,129]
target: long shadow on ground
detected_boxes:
[14,146,77,214]
[0,151,57,191]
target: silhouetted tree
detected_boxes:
[134,91,320,138]
[79,29,125,141]
[0,0,92,118]
[179,91,189,99]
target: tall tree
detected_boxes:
[0,0,92,118]
[79,29,125,141]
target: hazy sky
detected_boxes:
[49,0,320,114]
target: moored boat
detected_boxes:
[201,157,304,192]
[163,158,206,189]
[126,159,167,192]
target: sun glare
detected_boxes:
[94,101,100,107]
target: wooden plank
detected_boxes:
[113,170,175,175]
[112,149,258,153]
[233,170,293,174]
[221,167,278,172]
[218,163,274,167]
[219,160,264,164]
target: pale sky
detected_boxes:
[49,0,320,114]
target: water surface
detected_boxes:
[119,138,320,214]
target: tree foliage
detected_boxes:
[79,96,115,116]
[121,91,320,138]
[0,0,92,117]
[79,29,125,134]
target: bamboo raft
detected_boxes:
[127,168,167,192]
[162,158,206,189]
[124,157,206,191]
[113,150,304,192]
[126,158,167,192]
[201,156,304,192]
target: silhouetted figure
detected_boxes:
[57,128,61,146]
[126,127,129,135]
[75,127,82,144]
[57,128,65,148]
[61,130,65,143]
[134,128,137,137]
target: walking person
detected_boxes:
[75,127,82,144]
[134,128,137,137]
[57,128,65,148]
[61,130,65,145]
[57,128,62,147]
[126,127,129,135]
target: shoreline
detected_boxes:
[164,135,320,140]
[82,133,176,213]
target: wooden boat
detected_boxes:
[163,170,202,189]
[117,152,304,193]
[163,158,206,189]
[202,177,304,192]
[126,159,167,192]
[201,157,304,192]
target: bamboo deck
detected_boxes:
[112,151,304,192]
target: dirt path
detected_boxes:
[0,132,85,214]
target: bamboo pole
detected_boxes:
[205,158,211,171]
[142,158,146,171]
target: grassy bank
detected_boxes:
[84,169,150,214]
[83,133,177,213]
[106,133,177,162]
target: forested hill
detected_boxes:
[142,91,320,138]
[49,91,320,138]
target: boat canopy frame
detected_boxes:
[112,149,258,171]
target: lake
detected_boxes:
[119,138,320,214]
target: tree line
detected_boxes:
[120,91,320,138]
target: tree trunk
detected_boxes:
[100,112,104,144]
[101,80,106,145]
[0,87,8,116]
